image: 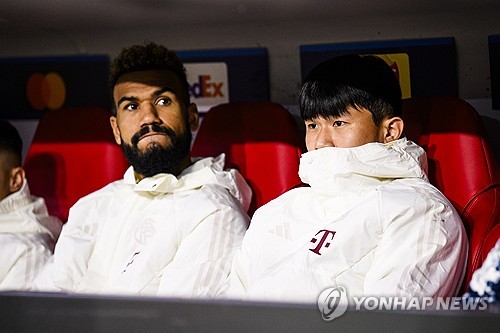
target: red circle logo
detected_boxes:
[27,72,66,110]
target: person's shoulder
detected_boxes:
[193,183,246,211]
[378,178,450,204]
[71,179,127,207]
[0,232,53,251]
[272,185,311,202]
[376,178,462,224]
[170,183,250,236]
[251,186,311,220]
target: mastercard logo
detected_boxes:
[26,72,66,110]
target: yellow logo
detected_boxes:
[26,72,66,110]
[373,53,411,99]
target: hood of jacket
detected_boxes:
[298,137,428,197]
[124,153,252,212]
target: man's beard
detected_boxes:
[120,123,192,178]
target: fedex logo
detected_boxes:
[189,75,224,98]
[185,62,229,110]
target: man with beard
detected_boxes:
[33,42,251,297]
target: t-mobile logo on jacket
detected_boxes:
[309,229,336,255]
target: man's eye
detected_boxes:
[306,123,317,129]
[333,121,345,127]
[157,98,172,106]
[124,103,138,111]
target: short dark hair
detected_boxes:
[0,119,22,166]
[109,42,190,111]
[299,54,402,126]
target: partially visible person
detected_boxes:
[33,42,251,297]
[0,119,62,291]
[223,54,467,303]
[464,238,500,304]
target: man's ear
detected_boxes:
[9,167,25,193]
[381,117,404,143]
[188,103,200,132]
[110,116,122,145]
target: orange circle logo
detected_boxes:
[27,72,66,110]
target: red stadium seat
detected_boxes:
[24,107,129,222]
[482,224,500,262]
[191,101,304,216]
[402,96,500,294]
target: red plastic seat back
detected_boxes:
[24,107,129,222]
[191,102,304,216]
[482,224,500,262]
[402,96,500,293]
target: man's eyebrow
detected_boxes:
[152,87,176,98]
[117,96,138,108]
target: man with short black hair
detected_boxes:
[225,54,467,303]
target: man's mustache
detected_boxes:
[131,124,176,146]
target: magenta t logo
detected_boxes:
[309,229,336,255]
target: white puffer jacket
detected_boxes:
[33,154,251,297]
[226,138,467,303]
[0,180,62,291]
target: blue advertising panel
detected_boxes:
[300,37,457,98]
[0,55,111,119]
[489,35,500,110]
[177,48,270,112]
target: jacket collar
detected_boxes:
[0,179,32,214]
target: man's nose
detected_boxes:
[315,128,335,149]
[139,102,161,126]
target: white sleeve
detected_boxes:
[0,234,53,291]
[219,225,255,299]
[156,195,248,298]
[364,190,468,298]
[31,256,56,291]
[219,191,291,300]
[32,202,97,292]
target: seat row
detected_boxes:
[24,97,500,293]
